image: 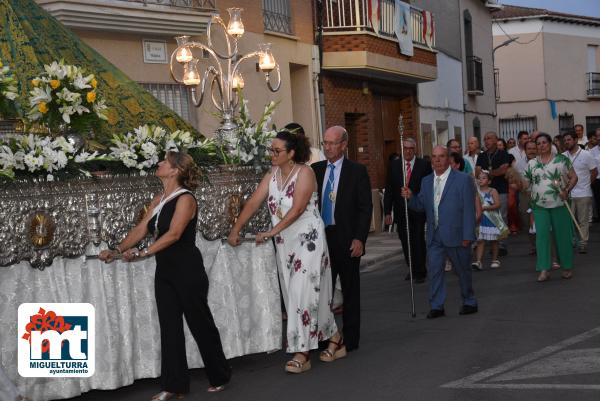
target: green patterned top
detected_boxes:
[523,154,572,209]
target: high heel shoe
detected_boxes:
[320,335,347,362]
[151,391,184,401]
[207,385,226,393]
[285,352,311,373]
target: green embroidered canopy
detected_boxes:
[0,0,197,142]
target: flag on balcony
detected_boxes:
[422,10,435,50]
[368,0,380,35]
[394,0,413,57]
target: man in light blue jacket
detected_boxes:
[402,146,478,318]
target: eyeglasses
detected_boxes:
[321,139,346,147]
[404,146,416,150]
[267,147,286,155]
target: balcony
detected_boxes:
[467,56,484,95]
[36,0,217,36]
[587,72,600,97]
[321,0,437,84]
[263,0,293,35]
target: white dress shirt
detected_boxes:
[563,148,597,198]
[434,165,452,203]
[509,146,528,174]
[322,156,344,224]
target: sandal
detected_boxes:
[207,385,226,393]
[490,260,501,269]
[561,271,573,280]
[285,352,311,373]
[319,337,347,362]
[151,392,184,401]
[551,262,561,271]
[537,270,551,282]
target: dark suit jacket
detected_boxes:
[409,169,476,247]
[383,157,432,221]
[312,158,373,252]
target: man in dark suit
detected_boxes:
[384,137,432,283]
[402,146,478,318]
[312,125,372,351]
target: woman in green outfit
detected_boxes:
[514,133,578,282]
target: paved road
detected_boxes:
[73,225,600,401]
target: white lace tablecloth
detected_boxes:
[0,236,282,401]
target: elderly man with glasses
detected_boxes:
[384,138,432,283]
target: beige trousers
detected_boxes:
[570,197,592,245]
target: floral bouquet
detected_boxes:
[27,60,108,133]
[222,97,277,166]
[108,124,216,174]
[0,59,19,118]
[0,134,102,181]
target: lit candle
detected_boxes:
[183,61,200,86]
[176,47,193,63]
[227,8,245,38]
[175,36,193,63]
[258,43,276,71]
[232,72,244,89]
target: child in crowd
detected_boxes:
[473,170,508,270]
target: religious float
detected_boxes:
[0,0,285,399]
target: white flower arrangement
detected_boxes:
[223,99,277,165]
[108,124,213,174]
[27,60,108,132]
[0,60,19,117]
[0,134,101,181]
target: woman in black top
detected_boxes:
[100,151,231,400]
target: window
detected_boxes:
[140,83,196,128]
[499,116,537,139]
[263,0,293,35]
[586,116,600,137]
[473,117,481,141]
[558,113,574,134]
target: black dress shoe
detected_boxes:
[459,305,478,315]
[426,309,445,319]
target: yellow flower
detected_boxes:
[50,80,61,90]
[86,91,96,103]
[32,79,40,87]
[38,102,49,114]
[91,78,97,89]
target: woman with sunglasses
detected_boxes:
[228,130,341,374]
[513,133,577,281]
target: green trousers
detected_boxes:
[533,206,573,271]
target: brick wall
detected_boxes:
[323,34,437,66]
[322,74,417,188]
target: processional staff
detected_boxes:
[398,115,416,318]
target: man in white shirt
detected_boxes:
[508,131,529,175]
[562,132,598,253]
[589,128,600,222]
[575,124,588,149]
[464,136,481,173]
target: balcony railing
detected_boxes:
[587,72,600,97]
[263,0,293,35]
[323,0,435,48]
[115,0,216,9]
[467,56,484,95]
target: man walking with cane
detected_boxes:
[401,146,478,318]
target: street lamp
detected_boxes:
[170,8,281,145]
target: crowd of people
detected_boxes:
[70,122,596,400]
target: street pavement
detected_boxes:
[71,225,600,401]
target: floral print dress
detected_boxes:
[267,167,337,353]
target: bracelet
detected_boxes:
[140,248,149,257]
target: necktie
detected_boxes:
[322,164,335,226]
[434,176,442,228]
[405,161,412,184]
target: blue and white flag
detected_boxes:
[395,0,413,56]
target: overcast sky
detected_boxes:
[501,0,600,18]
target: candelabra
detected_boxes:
[169,8,281,145]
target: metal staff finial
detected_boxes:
[398,114,416,318]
